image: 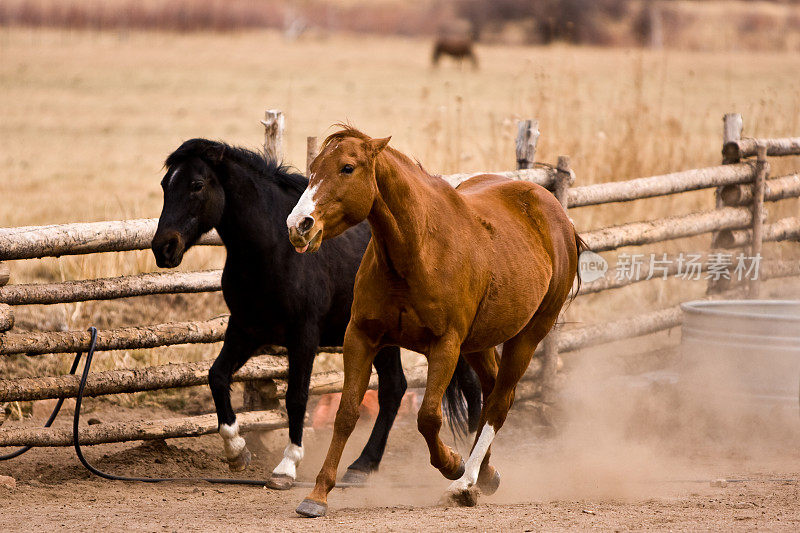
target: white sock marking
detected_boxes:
[286,183,319,230]
[219,421,246,459]
[447,423,496,492]
[272,443,304,479]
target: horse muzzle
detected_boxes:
[288,223,323,254]
[151,230,186,268]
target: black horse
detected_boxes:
[151,139,481,489]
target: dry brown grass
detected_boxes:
[1,27,799,397]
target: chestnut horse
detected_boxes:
[287,127,580,517]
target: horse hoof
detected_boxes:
[226,447,251,472]
[296,498,328,518]
[265,473,294,490]
[341,468,370,486]
[443,485,480,507]
[442,457,465,480]
[478,469,501,495]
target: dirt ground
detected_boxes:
[3,381,800,532]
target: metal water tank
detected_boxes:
[680,300,800,405]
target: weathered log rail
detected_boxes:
[0,270,222,306]
[0,219,223,261]
[0,409,288,448]
[566,162,756,207]
[581,206,756,252]
[2,111,799,450]
[723,137,800,162]
[0,316,229,355]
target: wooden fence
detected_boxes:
[1,110,799,448]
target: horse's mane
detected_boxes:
[322,124,433,176]
[165,138,308,194]
[320,124,372,150]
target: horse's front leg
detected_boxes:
[296,325,379,518]
[417,332,465,480]
[266,328,318,490]
[209,321,258,471]
[342,345,407,484]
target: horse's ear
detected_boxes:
[203,143,226,164]
[367,136,391,157]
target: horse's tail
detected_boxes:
[570,232,589,305]
[442,356,482,439]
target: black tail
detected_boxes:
[442,356,482,439]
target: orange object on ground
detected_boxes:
[311,390,419,429]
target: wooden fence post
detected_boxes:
[709,113,743,294]
[1,263,11,332]
[247,110,286,450]
[262,109,285,162]
[516,119,539,170]
[537,156,574,408]
[0,304,13,332]
[722,113,744,164]
[243,378,280,412]
[748,143,768,298]
[306,136,318,177]
[0,263,9,288]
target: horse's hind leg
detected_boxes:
[446,322,554,506]
[209,321,259,472]
[443,348,499,506]
[342,345,407,484]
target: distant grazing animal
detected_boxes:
[432,36,478,69]
[151,139,482,490]
[288,126,582,517]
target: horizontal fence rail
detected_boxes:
[0,354,288,402]
[567,162,755,208]
[0,316,229,355]
[0,270,222,306]
[723,137,800,162]
[715,216,800,249]
[0,317,342,356]
[443,167,557,188]
[720,173,800,207]
[582,206,755,252]
[0,409,288,448]
[0,219,223,261]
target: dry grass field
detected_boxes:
[1,25,800,382]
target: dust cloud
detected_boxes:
[488,338,800,504]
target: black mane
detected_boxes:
[165,138,308,194]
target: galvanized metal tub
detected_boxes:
[680,300,800,405]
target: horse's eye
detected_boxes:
[341,164,355,174]
[190,181,204,192]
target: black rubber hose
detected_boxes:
[71,326,359,487]
[0,350,84,461]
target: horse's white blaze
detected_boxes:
[219,421,246,459]
[272,443,304,479]
[447,423,496,492]
[286,183,319,230]
[166,168,180,188]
